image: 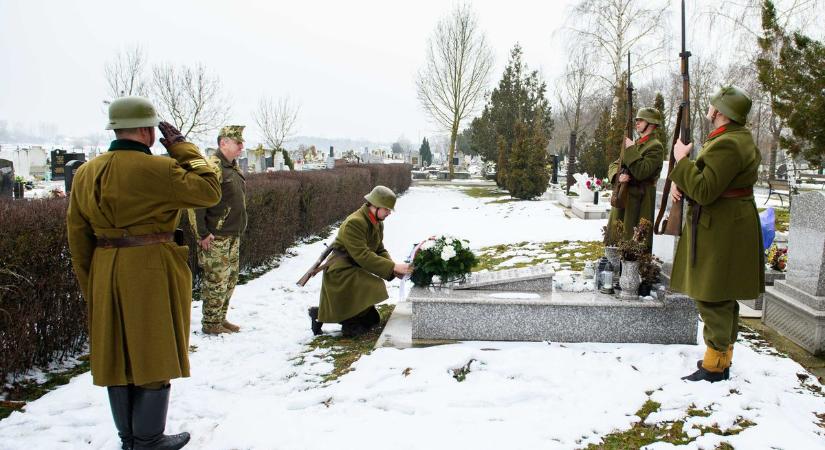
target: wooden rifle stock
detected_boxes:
[654,105,684,236]
[296,244,334,287]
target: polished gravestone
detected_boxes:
[409,265,697,344]
[763,192,825,354]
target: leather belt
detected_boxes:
[96,232,175,249]
[688,186,755,266]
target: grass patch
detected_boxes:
[583,398,756,449]
[452,359,476,382]
[461,186,510,199]
[475,240,604,272]
[758,207,790,233]
[1,357,91,421]
[301,304,395,383]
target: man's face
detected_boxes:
[220,138,244,161]
[375,207,392,221]
[634,119,649,134]
[706,105,718,123]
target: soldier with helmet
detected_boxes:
[670,86,764,382]
[67,96,221,449]
[606,107,665,248]
[190,125,248,335]
[308,185,413,337]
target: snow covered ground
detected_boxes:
[1,185,824,450]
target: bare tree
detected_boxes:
[104,46,148,100]
[416,3,494,177]
[566,0,670,89]
[253,95,300,157]
[151,63,229,140]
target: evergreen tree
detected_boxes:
[468,109,498,162]
[653,92,668,150]
[756,0,788,179]
[774,32,825,168]
[577,106,612,178]
[419,138,433,166]
[507,117,550,200]
[606,79,629,171]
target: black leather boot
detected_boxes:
[107,386,134,450]
[308,307,323,336]
[360,306,380,328]
[696,360,730,379]
[340,315,368,338]
[682,365,728,383]
[132,385,190,450]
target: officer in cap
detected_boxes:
[606,107,665,249]
[190,125,248,335]
[669,86,764,382]
[308,185,412,337]
[67,96,220,449]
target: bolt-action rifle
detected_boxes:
[610,52,634,209]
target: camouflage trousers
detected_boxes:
[199,236,240,326]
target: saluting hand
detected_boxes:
[674,139,693,162]
[158,121,186,150]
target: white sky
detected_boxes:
[2,0,820,148]
[0,0,578,146]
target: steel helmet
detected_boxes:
[105,96,160,130]
[635,107,662,125]
[710,86,752,125]
[364,185,397,210]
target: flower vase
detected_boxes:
[593,191,599,205]
[619,260,641,300]
[604,246,621,290]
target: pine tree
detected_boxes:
[653,92,668,150]
[756,0,788,179]
[577,107,612,178]
[507,117,550,199]
[419,138,433,166]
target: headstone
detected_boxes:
[64,160,85,193]
[0,159,13,198]
[273,152,285,171]
[238,157,249,174]
[453,265,555,292]
[551,155,559,185]
[572,172,592,202]
[763,192,825,354]
[264,156,274,170]
[51,149,69,180]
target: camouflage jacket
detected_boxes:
[193,149,247,237]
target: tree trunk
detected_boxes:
[448,123,459,180]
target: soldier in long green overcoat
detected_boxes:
[308,186,412,337]
[669,86,764,383]
[67,97,220,449]
[606,107,665,249]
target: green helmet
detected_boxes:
[364,185,397,210]
[710,85,752,124]
[105,96,160,130]
[635,107,662,125]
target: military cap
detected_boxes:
[364,185,397,210]
[635,107,662,126]
[710,86,752,125]
[219,125,245,143]
[105,96,160,130]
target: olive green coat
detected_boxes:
[607,135,664,248]
[318,204,395,323]
[67,140,220,386]
[668,123,765,302]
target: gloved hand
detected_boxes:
[158,121,186,150]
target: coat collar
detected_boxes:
[360,204,379,226]
[706,122,742,141]
[109,139,151,155]
[637,134,651,145]
[214,148,235,168]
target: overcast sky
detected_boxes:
[1,0,821,149]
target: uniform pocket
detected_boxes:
[699,209,711,229]
[216,206,231,230]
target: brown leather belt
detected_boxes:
[688,186,755,266]
[96,232,175,249]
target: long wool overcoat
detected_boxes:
[318,204,395,323]
[668,123,765,301]
[67,139,220,386]
[607,134,664,247]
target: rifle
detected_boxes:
[655,0,691,237]
[296,243,334,287]
[610,52,634,209]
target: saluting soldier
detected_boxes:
[190,125,248,335]
[607,107,665,248]
[67,96,221,449]
[669,86,764,382]
[308,186,412,337]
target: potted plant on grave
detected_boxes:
[411,235,478,287]
[13,175,25,200]
[637,252,662,297]
[765,244,788,272]
[616,219,651,300]
[602,220,623,280]
[585,177,607,204]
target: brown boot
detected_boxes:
[222,320,240,333]
[202,323,231,335]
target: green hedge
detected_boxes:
[0,164,411,381]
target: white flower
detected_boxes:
[420,239,435,251]
[441,245,457,261]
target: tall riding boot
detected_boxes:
[308,307,323,336]
[132,384,190,450]
[107,386,134,450]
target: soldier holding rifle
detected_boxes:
[306,186,412,337]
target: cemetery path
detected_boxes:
[0,186,823,450]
